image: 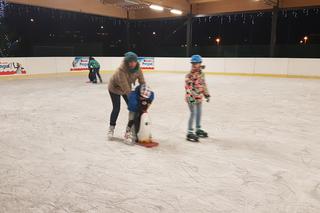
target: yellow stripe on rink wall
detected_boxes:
[144,70,320,80]
[1,70,320,80]
[207,72,320,80]
[0,70,97,80]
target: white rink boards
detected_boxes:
[1,57,320,78]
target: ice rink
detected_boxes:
[1,73,320,213]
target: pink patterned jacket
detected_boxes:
[185,68,210,104]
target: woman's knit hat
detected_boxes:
[124,52,138,63]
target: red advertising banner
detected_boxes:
[0,61,27,75]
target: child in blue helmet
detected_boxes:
[125,84,155,144]
[185,55,210,142]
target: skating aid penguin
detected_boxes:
[137,112,152,143]
[126,84,158,148]
[136,101,158,148]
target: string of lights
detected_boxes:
[0,0,7,18]
[0,0,18,57]
[5,3,319,27]
[2,3,320,57]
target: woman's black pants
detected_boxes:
[109,91,128,126]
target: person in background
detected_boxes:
[107,52,146,139]
[88,56,102,83]
[185,55,211,142]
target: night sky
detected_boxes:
[2,4,320,57]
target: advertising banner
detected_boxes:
[71,57,89,71]
[0,61,27,75]
[138,57,155,71]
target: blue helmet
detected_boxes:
[140,84,152,99]
[191,55,202,64]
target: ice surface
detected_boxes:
[0,73,320,213]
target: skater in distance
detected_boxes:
[108,52,146,139]
[88,56,103,84]
[185,55,211,142]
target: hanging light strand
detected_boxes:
[0,0,8,18]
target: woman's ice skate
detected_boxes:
[107,126,115,140]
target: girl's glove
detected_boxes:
[188,97,196,105]
[205,94,211,103]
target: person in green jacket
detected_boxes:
[88,56,102,84]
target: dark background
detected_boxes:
[1,4,320,57]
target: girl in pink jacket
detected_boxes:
[185,55,210,142]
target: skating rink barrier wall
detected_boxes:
[0,57,319,78]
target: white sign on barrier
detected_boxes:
[70,57,89,71]
[0,60,27,75]
[138,57,155,71]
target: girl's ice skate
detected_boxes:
[187,133,199,142]
[196,129,208,138]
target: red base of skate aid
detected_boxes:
[136,112,159,148]
[137,140,159,148]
